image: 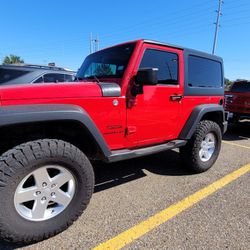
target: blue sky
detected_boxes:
[0,0,249,80]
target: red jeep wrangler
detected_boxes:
[0,39,227,243]
[225,80,250,122]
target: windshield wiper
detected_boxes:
[93,75,100,83]
[82,75,100,83]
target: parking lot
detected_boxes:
[1,121,249,250]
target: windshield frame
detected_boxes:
[76,42,136,81]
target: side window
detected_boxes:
[139,49,179,84]
[33,77,43,83]
[43,73,65,83]
[188,56,222,87]
[64,74,75,82]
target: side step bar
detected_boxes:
[107,139,187,163]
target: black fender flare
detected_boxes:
[179,104,227,140]
[0,104,111,157]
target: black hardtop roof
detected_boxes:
[93,39,223,62]
[143,39,223,62]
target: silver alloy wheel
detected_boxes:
[199,132,216,162]
[14,165,76,222]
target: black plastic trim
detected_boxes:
[0,104,111,157]
[98,82,121,97]
[108,139,187,162]
[179,104,226,139]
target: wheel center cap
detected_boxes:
[45,188,51,194]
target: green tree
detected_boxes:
[3,54,24,64]
[224,78,233,90]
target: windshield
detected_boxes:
[77,43,135,80]
[230,81,250,92]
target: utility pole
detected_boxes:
[89,32,93,54]
[95,35,99,51]
[89,33,100,54]
[212,0,223,55]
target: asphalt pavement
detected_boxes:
[0,121,249,250]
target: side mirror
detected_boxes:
[135,68,158,85]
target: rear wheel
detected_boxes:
[180,120,222,173]
[0,139,94,243]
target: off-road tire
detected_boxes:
[0,139,94,244]
[180,120,222,173]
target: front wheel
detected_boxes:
[180,120,222,173]
[0,139,94,243]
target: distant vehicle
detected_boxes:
[0,64,75,85]
[225,80,250,122]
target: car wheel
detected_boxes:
[0,139,94,243]
[180,120,222,173]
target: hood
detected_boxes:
[0,82,103,101]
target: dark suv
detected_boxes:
[0,64,75,85]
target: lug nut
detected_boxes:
[42,182,47,187]
[35,191,41,195]
[41,196,46,201]
[51,192,56,197]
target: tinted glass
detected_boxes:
[230,82,250,92]
[33,77,43,83]
[64,74,75,82]
[0,68,30,83]
[43,73,65,83]
[139,49,178,84]
[188,56,222,87]
[77,43,135,79]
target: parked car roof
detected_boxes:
[0,64,76,85]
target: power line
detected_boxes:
[212,0,224,55]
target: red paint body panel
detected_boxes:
[0,83,126,150]
[181,96,222,121]
[225,91,250,115]
[0,82,102,100]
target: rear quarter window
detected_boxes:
[0,68,30,84]
[188,55,223,88]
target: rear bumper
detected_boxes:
[226,111,250,121]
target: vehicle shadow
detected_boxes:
[223,120,250,141]
[94,149,194,193]
[0,149,194,249]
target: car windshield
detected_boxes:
[76,43,135,80]
[230,81,250,92]
[0,68,30,84]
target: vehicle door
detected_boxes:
[126,43,184,147]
